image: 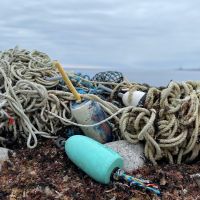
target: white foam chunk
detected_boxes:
[105,140,145,172]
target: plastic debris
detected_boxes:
[70,100,113,143]
[65,135,123,184]
[105,140,145,172]
[98,84,146,107]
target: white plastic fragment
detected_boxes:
[105,140,145,172]
[0,147,10,171]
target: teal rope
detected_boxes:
[113,169,161,196]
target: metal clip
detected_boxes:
[54,137,66,150]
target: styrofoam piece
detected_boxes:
[105,140,145,172]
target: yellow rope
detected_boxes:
[54,61,81,102]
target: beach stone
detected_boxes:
[105,140,145,172]
[0,147,10,171]
[190,173,200,188]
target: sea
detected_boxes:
[66,67,200,87]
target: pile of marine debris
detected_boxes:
[0,47,200,199]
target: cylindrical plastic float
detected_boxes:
[122,90,146,107]
[70,100,113,143]
[98,84,146,107]
[65,135,123,184]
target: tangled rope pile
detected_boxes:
[0,47,199,165]
[0,47,75,148]
[119,81,200,164]
[0,47,120,148]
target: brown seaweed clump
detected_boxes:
[0,139,199,200]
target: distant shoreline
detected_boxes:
[177,68,200,71]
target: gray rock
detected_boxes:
[105,140,145,172]
[0,147,10,171]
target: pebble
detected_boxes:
[63,175,69,182]
[190,173,200,188]
[44,186,53,196]
[0,147,10,171]
[105,140,145,172]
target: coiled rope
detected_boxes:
[118,81,200,165]
[0,47,75,148]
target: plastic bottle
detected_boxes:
[70,100,113,143]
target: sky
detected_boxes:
[1,0,200,69]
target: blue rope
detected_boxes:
[113,169,161,196]
[65,127,83,138]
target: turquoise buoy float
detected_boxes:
[65,135,123,184]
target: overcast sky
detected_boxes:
[1,0,200,69]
